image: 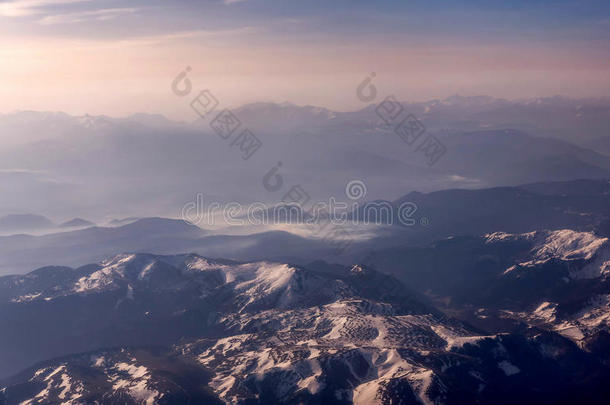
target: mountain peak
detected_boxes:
[59,218,95,228]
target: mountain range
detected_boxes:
[0,214,95,235]
[1,252,609,404]
[2,96,610,221]
[0,178,608,402]
[2,97,610,403]
[0,179,608,276]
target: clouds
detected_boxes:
[0,0,140,25]
[0,0,93,17]
[0,0,251,27]
[37,7,136,25]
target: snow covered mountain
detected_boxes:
[2,253,610,404]
[482,230,610,349]
[0,348,223,405]
[364,228,610,356]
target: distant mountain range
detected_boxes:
[58,218,95,228]
[2,96,610,220]
[0,214,95,235]
[0,214,55,233]
[0,179,608,276]
[358,178,610,235]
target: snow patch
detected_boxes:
[498,360,520,376]
[106,361,160,405]
[431,325,494,350]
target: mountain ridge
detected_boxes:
[2,251,610,404]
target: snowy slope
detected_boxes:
[3,253,610,404]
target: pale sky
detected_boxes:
[1,0,609,119]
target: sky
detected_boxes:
[1,0,609,119]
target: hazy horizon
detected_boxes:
[3,93,610,122]
[2,0,610,120]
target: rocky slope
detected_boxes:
[1,253,610,404]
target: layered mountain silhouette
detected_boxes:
[2,97,610,220]
[1,179,608,276]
